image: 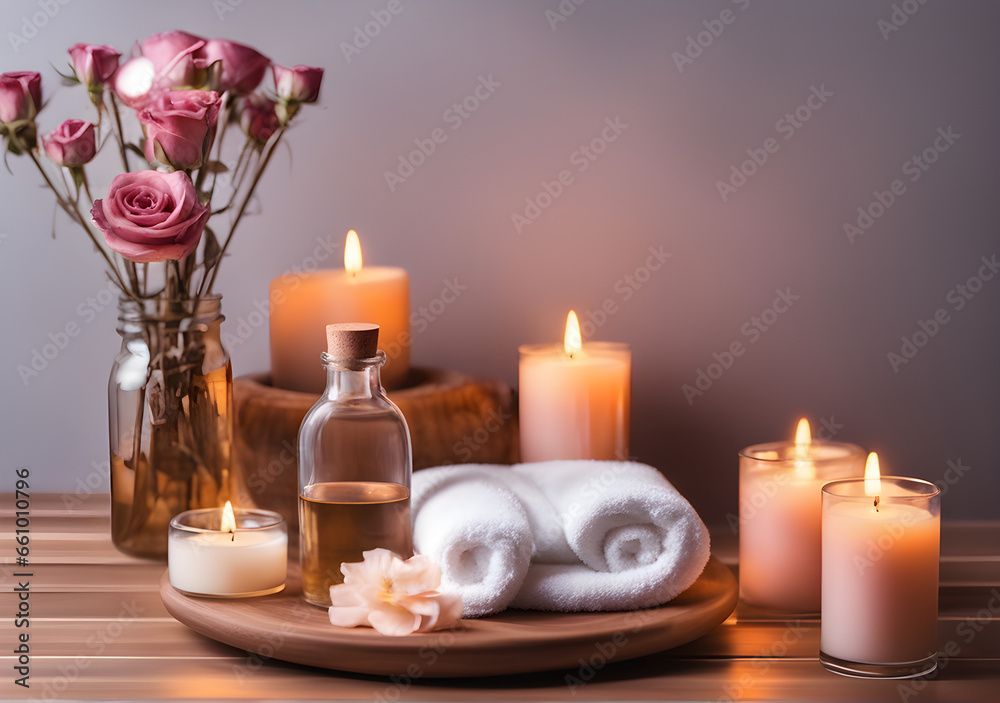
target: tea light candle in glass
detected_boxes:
[168,502,287,598]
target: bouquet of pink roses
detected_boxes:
[0,31,323,557]
[1,30,322,299]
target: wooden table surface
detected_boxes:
[2,494,998,702]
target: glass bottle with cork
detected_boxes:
[297,323,413,607]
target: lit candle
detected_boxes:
[518,311,631,462]
[269,230,410,393]
[168,502,288,598]
[738,420,865,612]
[820,453,941,678]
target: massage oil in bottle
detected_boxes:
[297,324,413,607]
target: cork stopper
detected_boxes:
[326,323,379,359]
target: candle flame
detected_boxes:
[794,418,811,449]
[792,417,814,480]
[864,452,882,511]
[344,230,363,275]
[564,310,582,357]
[221,500,236,537]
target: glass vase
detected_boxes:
[109,295,233,559]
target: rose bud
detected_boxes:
[43,119,97,168]
[272,64,323,104]
[0,71,42,124]
[139,90,222,170]
[239,94,280,145]
[139,30,205,89]
[198,39,270,95]
[68,43,121,89]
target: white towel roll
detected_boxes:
[511,461,710,612]
[411,466,534,617]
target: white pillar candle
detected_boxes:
[168,503,287,598]
[518,311,630,462]
[820,453,940,678]
[738,419,865,612]
[269,230,410,393]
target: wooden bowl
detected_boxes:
[231,369,519,539]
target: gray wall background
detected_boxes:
[1,0,997,527]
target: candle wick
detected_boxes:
[874,496,880,513]
[230,530,235,542]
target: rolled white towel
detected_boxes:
[511,461,710,612]
[411,466,534,617]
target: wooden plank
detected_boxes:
[1,657,996,701]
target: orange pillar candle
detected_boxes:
[269,230,410,393]
[518,311,631,462]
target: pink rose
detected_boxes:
[239,94,279,145]
[68,43,120,88]
[139,30,205,89]
[43,119,96,167]
[91,170,209,263]
[199,39,270,95]
[0,71,42,124]
[139,90,221,170]
[273,65,323,103]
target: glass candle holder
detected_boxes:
[820,477,940,678]
[738,441,865,612]
[168,507,287,598]
[518,342,631,462]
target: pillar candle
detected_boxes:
[269,230,410,393]
[820,454,940,678]
[518,311,630,462]
[738,420,865,612]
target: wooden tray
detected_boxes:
[159,555,737,678]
